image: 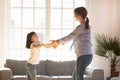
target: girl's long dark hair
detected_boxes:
[74,7,90,29]
[26,32,36,49]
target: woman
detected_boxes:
[51,7,93,80]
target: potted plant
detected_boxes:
[95,34,120,77]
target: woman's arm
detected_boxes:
[58,26,81,44]
[50,26,82,48]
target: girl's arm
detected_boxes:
[44,43,53,48]
[31,44,44,49]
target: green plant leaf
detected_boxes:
[95,34,120,65]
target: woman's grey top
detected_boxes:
[58,24,92,57]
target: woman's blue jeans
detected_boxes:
[72,54,93,80]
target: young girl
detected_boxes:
[25,31,50,80]
[51,7,93,80]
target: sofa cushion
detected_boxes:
[50,76,72,80]
[12,75,51,80]
[37,75,51,80]
[36,61,46,75]
[50,76,91,80]
[84,75,91,80]
[45,60,76,76]
[5,59,26,75]
[12,75,26,80]
[12,75,90,80]
[5,59,46,75]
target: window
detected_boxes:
[10,0,85,61]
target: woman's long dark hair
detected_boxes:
[26,32,36,49]
[74,7,90,29]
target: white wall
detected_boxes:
[0,0,6,67]
[87,0,120,78]
[0,0,10,67]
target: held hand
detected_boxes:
[44,40,59,49]
[50,40,59,49]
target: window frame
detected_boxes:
[9,0,86,60]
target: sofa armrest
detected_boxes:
[0,68,12,80]
[85,68,104,80]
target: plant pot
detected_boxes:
[111,65,119,77]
